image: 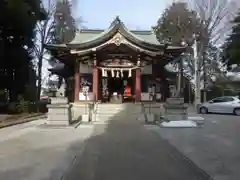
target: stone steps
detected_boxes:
[93,103,142,122]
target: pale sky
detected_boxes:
[73,0,173,29]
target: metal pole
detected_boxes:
[180,57,184,97]
[188,81,191,104]
[177,62,181,96]
[193,36,201,108]
[177,58,184,97]
[202,20,207,102]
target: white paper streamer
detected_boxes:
[111,69,114,77]
[128,69,132,77]
[105,69,108,77]
[121,69,123,77]
[101,68,105,77]
[116,70,119,78]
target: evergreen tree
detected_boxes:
[153,2,201,45]
[0,0,44,110]
[49,0,77,94]
[153,1,227,101]
[54,0,76,44]
[223,11,240,68]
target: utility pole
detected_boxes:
[193,34,201,108]
[176,16,185,98]
[202,50,207,102]
[202,20,207,102]
[177,45,185,97]
[177,59,182,96]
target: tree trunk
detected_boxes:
[37,53,43,111]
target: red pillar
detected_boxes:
[135,68,141,102]
[74,61,80,101]
[92,65,99,101]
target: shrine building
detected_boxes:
[46,17,189,103]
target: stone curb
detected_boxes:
[0,114,47,129]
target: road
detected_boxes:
[62,116,212,180]
[0,113,239,180]
[153,114,240,180]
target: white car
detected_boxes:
[199,96,240,116]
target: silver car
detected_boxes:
[199,96,240,116]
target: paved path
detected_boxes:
[0,120,94,180]
[63,117,212,180]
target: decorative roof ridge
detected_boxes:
[130,30,154,35]
[79,29,104,33]
[78,28,154,35]
[77,16,155,36]
[110,16,122,27]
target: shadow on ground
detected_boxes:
[61,105,213,180]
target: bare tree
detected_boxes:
[33,0,56,103]
[187,0,238,101]
[188,0,237,44]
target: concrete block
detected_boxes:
[160,120,197,128]
[146,113,154,122]
[188,116,204,126]
[137,114,145,121]
[82,114,90,122]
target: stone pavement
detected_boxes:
[0,119,94,180]
[62,117,212,180]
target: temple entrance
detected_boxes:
[101,71,134,103]
[108,77,124,96]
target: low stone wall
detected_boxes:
[163,98,188,121]
[141,103,164,114]
[71,103,91,121]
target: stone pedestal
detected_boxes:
[50,97,68,104]
[46,97,73,126]
[163,97,188,121]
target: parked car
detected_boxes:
[40,96,51,104]
[199,96,240,116]
[39,96,51,113]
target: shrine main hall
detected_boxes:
[46,17,189,103]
